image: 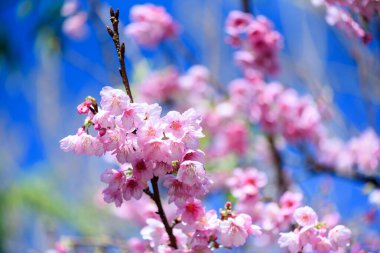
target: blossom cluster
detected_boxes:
[61,0,88,40]
[311,0,378,43]
[227,167,303,235]
[136,65,250,158]
[138,65,213,110]
[225,11,282,75]
[279,206,351,253]
[132,202,261,252]
[61,86,210,208]
[60,86,262,251]
[125,4,178,47]
[228,76,321,142]
[317,128,380,176]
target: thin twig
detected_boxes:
[171,217,181,228]
[106,7,134,102]
[145,177,178,249]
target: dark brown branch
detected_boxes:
[267,134,289,195]
[145,177,178,249]
[307,158,380,188]
[241,0,251,13]
[107,7,134,102]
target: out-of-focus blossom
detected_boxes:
[125,4,178,47]
[369,188,380,208]
[225,11,282,75]
[60,0,78,17]
[311,0,377,43]
[279,206,351,253]
[62,12,88,40]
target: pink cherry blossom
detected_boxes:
[176,160,205,186]
[225,11,282,75]
[218,214,252,247]
[59,135,78,153]
[100,86,130,115]
[62,12,88,40]
[294,206,318,227]
[278,232,301,253]
[139,68,180,103]
[125,4,178,47]
[178,199,205,225]
[328,225,351,250]
[122,177,146,201]
[280,191,303,216]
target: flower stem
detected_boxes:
[106,7,134,102]
[145,176,178,249]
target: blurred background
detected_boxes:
[1,0,380,252]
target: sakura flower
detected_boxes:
[190,230,210,251]
[60,0,78,17]
[195,210,220,232]
[59,135,78,153]
[278,232,301,253]
[225,11,282,75]
[139,67,180,103]
[328,225,351,250]
[125,4,178,47]
[92,109,114,129]
[102,186,123,207]
[178,199,205,225]
[122,177,146,201]
[177,160,205,186]
[313,236,333,253]
[132,158,154,181]
[141,218,166,249]
[62,12,88,40]
[219,213,257,247]
[72,132,104,156]
[116,104,144,133]
[280,191,303,216]
[100,86,130,115]
[127,237,150,253]
[293,206,318,227]
[100,168,126,190]
[164,175,193,206]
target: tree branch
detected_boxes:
[307,157,380,188]
[241,0,251,14]
[145,177,178,249]
[106,7,134,102]
[266,134,289,195]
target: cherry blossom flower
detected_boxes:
[178,199,205,225]
[125,4,178,47]
[293,206,318,227]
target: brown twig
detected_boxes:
[144,177,178,249]
[106,7,134,102]
[171,217,181,228]
[266,134,289,195]
[241,0,251,14]
[307,157,380,188]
